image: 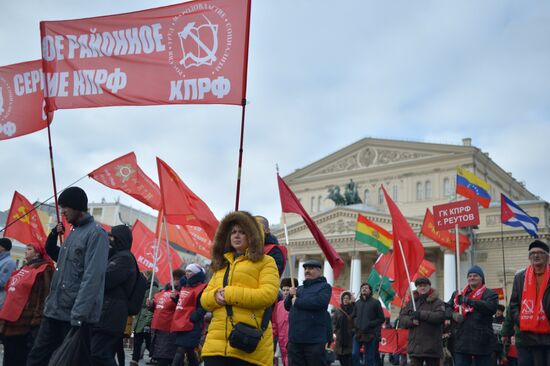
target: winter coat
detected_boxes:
[353,294,385,341]
[272,299,289,362]
[201,210,279,366]
[0,258,54,336]
[509,268,550,347]
[133,274,160,333]
[333,303,354,355]
[448,287,498,355]
[0,251,16,309]
[399,289,445,358]
[93,226,137,336]
[174,271,207,348]
[284,276,332,344]
[43,213,109,325]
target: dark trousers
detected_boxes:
[410,356,441,366]
[115,337,124,365]
[352,338,379,366]
[132,331,151,361]
[518,346,550,366]
[455,352,492,366]
[203,356,256,365]
[287,342,326,366]
[338,354,353,366]
[27,316,72,366]
[172,347,199,366]
[3,334,30,366]
[90,331,119,366]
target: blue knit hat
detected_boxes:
[467,265,485,283]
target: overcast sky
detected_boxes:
[1,0,549,226]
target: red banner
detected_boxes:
[413,259,436,281]
[0,60,50,140]
[89,152,161,210]
[131,219,183,284]
[433,199,479,231]
[3,191,47,247]
[329,287,346,307]
[39,0,250,111]
[379,329,408,354]
[421,209,470,254]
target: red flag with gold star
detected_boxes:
[3,191,47,247]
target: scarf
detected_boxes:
[520,264,550,333]
[453,284,487,318]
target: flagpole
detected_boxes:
[376,251,394,299]
[454,224,462,314]
[500,223,508,303]
[234,100,246,211]
[45,121,64,245]
[0,174,88,235]
[163,216,175,291]
[149,210,164,300]
[277,165,295,285]
[397,240,416,311]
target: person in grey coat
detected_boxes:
[0,238,16,309]
[27,187,109,366]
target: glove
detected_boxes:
[411,311,420,321]
[143,326,151,333]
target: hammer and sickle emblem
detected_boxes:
[178,15,219,68]
[13,206,30,224]
[522,299,534,314]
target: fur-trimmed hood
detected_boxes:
[210,211,265,271]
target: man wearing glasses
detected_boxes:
[509,240,550,366]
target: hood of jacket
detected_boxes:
[110,225,133,252]
[210,211,265,271]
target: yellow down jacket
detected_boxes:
[201,251,279,366]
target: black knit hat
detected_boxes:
[528,240,549,254]
[0,238,12,251]
[58,187,88,212]
[280,278,298,288]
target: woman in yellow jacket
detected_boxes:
[201,211,279,366]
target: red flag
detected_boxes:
[492,287,504,300]
[421,209,470,254]
[329,287,346,307]
[382,186,424,298]
[0,60,50,140]
[165,223,212,259]
[40,0,251,111]
[379,329,397,353]
[89,152,161,210]
[131,220,183,284]
[3,192,47,247]
[413,259,436,281]
[374,251,395,279]
[157,158,218,243]
[277,174,344,279]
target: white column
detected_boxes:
[444,251,456,301]
[349,256,362,299]
[323,259,334,286]
[298,259,305,285]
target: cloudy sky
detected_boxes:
[1,0,549,226]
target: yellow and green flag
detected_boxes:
[355,214,393,253]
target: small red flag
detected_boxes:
[131,220,183,285]
[492,287,505,300]
[421,209,470,254]
[0,60,51,141]
[277,174,344,279]
[4,191,47,247]
[89,152,161,210]
[382,186,424,298]
[413,259,436,281]
[329,287,346,307]
[157,158,218,243]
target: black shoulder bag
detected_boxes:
[223,264,270,353]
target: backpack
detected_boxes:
[127,257,148,316]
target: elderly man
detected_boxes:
[352,283,385,366]
[448,265,498,366]
[509,240,550,366]
[285,259,331,366]
[28,187,109,366]
[400,277,445,366]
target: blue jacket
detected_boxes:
[285,276,331,344]
[44,214,109,325]
[0,251,16,309]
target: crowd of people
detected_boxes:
[0,185,548,366]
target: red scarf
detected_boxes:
[0,262,53,322]
[170,283,207,332]
[453,284,487,318]
[519,264,550,333]
[151,290,177,332]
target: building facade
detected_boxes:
[275,137,549,304]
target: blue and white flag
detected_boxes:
[500,194,539,238]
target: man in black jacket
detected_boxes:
[285,259,331,366]
[91,225,137,366]
[352,283,385,366]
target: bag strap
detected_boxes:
[222,262,271,332]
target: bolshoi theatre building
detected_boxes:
[274,137,549,304]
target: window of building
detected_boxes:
[310,197,315,212]
[378,187,384,205]
[91,207,103,218]
[443,178,451,197]
[425,180,432,200]
[364,189,370,205]
[416,182,423,200]
[392,185,399,201]
[317,196,323,212]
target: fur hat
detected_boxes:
[280,278,298,288]
[58,187,88,212]
[210,211,265,271]
[0,238,12,251]
[528,239,549,254]
[414,277,431,287]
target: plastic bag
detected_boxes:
[48,325,92,366]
